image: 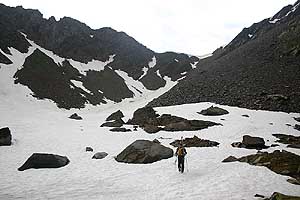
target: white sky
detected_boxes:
[0,0,297,55]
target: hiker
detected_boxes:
[175,141,187,173]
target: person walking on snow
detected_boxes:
[175,141,187,173]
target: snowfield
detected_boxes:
[0,42,300,200]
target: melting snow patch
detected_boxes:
[148,56,156,68]
[174,59,179,62]
[90,34,94,38]
[70,80,92,94]
[191,61,199,69]
[248,34,253,38]
[156,70,162,78]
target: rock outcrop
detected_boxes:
[69,113,82,120]
[92,152,108,159]
[198,106,229,116]
[18,153,70,171]
[231,135,269,150]
[115,140,173,164]
[170,135,219,148]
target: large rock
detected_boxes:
[106,110,124,121]
[127,107,158,126]
[101,119,124,128]
[0,127,12,146]
[163,120,220,132]
[273,134,300,149]
[232,135,268,150]
[264,192,300,200]
[198,106,229,116]
[170,135,219,147]
[109,127,131,132]
[69,113,82,120]
[18,153,70,171]
[237,150,300,182]
[92,152,108,159]
[156,114,186,126]
[143,124,161,134]
[115,140,173,164]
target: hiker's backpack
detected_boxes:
[177,147,185,156]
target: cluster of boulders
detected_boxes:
[223,150,300,185]
[170,135,219,148]
[231,135,269,150]
[115,139,173,164]
[0,127,12,146]
[127,107,221,133]
[273,134,300,149]
[198,106,229,116]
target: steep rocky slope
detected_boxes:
[149,1,300,113]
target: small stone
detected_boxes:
[92,152,108,159]
[86,147,93,152]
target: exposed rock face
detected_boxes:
[232,135,268,150]
[106,110,124,121]
[69,113,82,120]
[92,152,108,159]
[222,156,238,163]
[170,135,219,148]
[294,117,300,122]
[163,120,220,132]
[115,140,173,164]
[148,1,300,113]
[109,127,131,132]
[198,106,229,116]
[273,134,300,149]
[18,153,70,171]
[0,127,12,146]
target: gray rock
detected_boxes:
[164,120,220,132]
[109,127,131,132]
[170,135,219,148]
[106,110,124,121]
[222,156,238,163]
[86,147,93,152]
[18,153,70,171]
[115,140,173,164]
[101,119,124,128]
[143,124,161,134]
[294,124,300,131]
[294,117,300,123]
[69,113,82,120]
[92,152,108,159]
[242,135,267,149]
[127,107,158,126]
[0,127,12,146]
[198,106,229,116]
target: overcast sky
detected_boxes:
[1,0,297,55]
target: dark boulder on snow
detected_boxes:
[170,135,219,148]
[127,107,159,126]
[273,134,300,149]
[0,127,12,146]
[69,113,82,120]
[222,156,238,163]
[86,147,93,152]
[106,110,124,121]
[294,124,300,131]
[264,192,300,200]
[101,119,124,128]
[232,135,268,150]
[237,150,300,183]
[143,124,161,134]
[198,106,229,116]
[92,152,108,159]
[109,127,131,132]
[163,120,220,132]
[18,153,70,171]
[115,140,173,164]
[242,114,250,118]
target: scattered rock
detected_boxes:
[198,106,229,116]
[156,114,186,126]
[153,139,160,144]
[0,127,12,146]
[86,147,93,152]
[254,194,265,198]
[143,124,161,134]
[109,127,131,132]
[286,123,292,126]
[237,150,300,181]
[264,192,300,200]
[92,152,108,159]
[101,119,124,128]
[127,107,158,126]
[294,117,300,123]
[115,140,173,164]
[106,110,124,121]
[269,123,273,125]
[273,134,300,149]
[18,153,70,171]
[170,135,219,147]
[242,114,249,118]
[232,135,268,150]
[220,118,225,121]
[270,144,279,147]
[222,156,238,163]
[294,124,300,131]
[287,178,300,185]
[69,113,82,120]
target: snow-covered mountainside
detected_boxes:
[0,3,198,109]
[150,0,300,113]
